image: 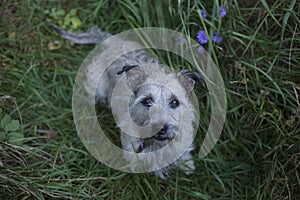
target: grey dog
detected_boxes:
[52,25,204,179]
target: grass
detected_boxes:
[0,0,299,199]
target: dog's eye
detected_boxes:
[141,97,153,107]
[170,99,180,108]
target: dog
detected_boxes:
[52,25,204,179]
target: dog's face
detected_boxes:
[129,83,181,141]
[116,64,202,147]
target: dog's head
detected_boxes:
[117,65,203,151]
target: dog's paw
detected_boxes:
[179,159,195,175]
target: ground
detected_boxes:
[0,0,299,199]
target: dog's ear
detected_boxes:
[178,70,205,92]
[117,65,146,90]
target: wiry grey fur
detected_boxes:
[52,25,203,179]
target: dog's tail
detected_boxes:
[51,24,111,45]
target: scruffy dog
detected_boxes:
[52,25,204,179]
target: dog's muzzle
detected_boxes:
[152,124,175,141]
[136,124,176,153]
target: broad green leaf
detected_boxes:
[56,8,66,18]
[8,132,24,146]
[71,17,82,29]
[0,131,6,141]
[68,9,77,16]
[5,120,20,132]
[1,114,11,129]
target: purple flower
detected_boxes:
[217,7,226,18]
[212,33,222,44]
[197,46,205,54]
[200,9,207,18]
[197,30,208,44]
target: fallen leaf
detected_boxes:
[48,40,62,50]
[9,32,16,39]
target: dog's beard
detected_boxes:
[135,129,178,153]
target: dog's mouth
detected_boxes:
[152,133,173,141]
[135,125,176,153]
[152,130,176,141]
[152,125,176,141]
[135,133,175,153]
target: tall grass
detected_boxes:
[0,0,299,199]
